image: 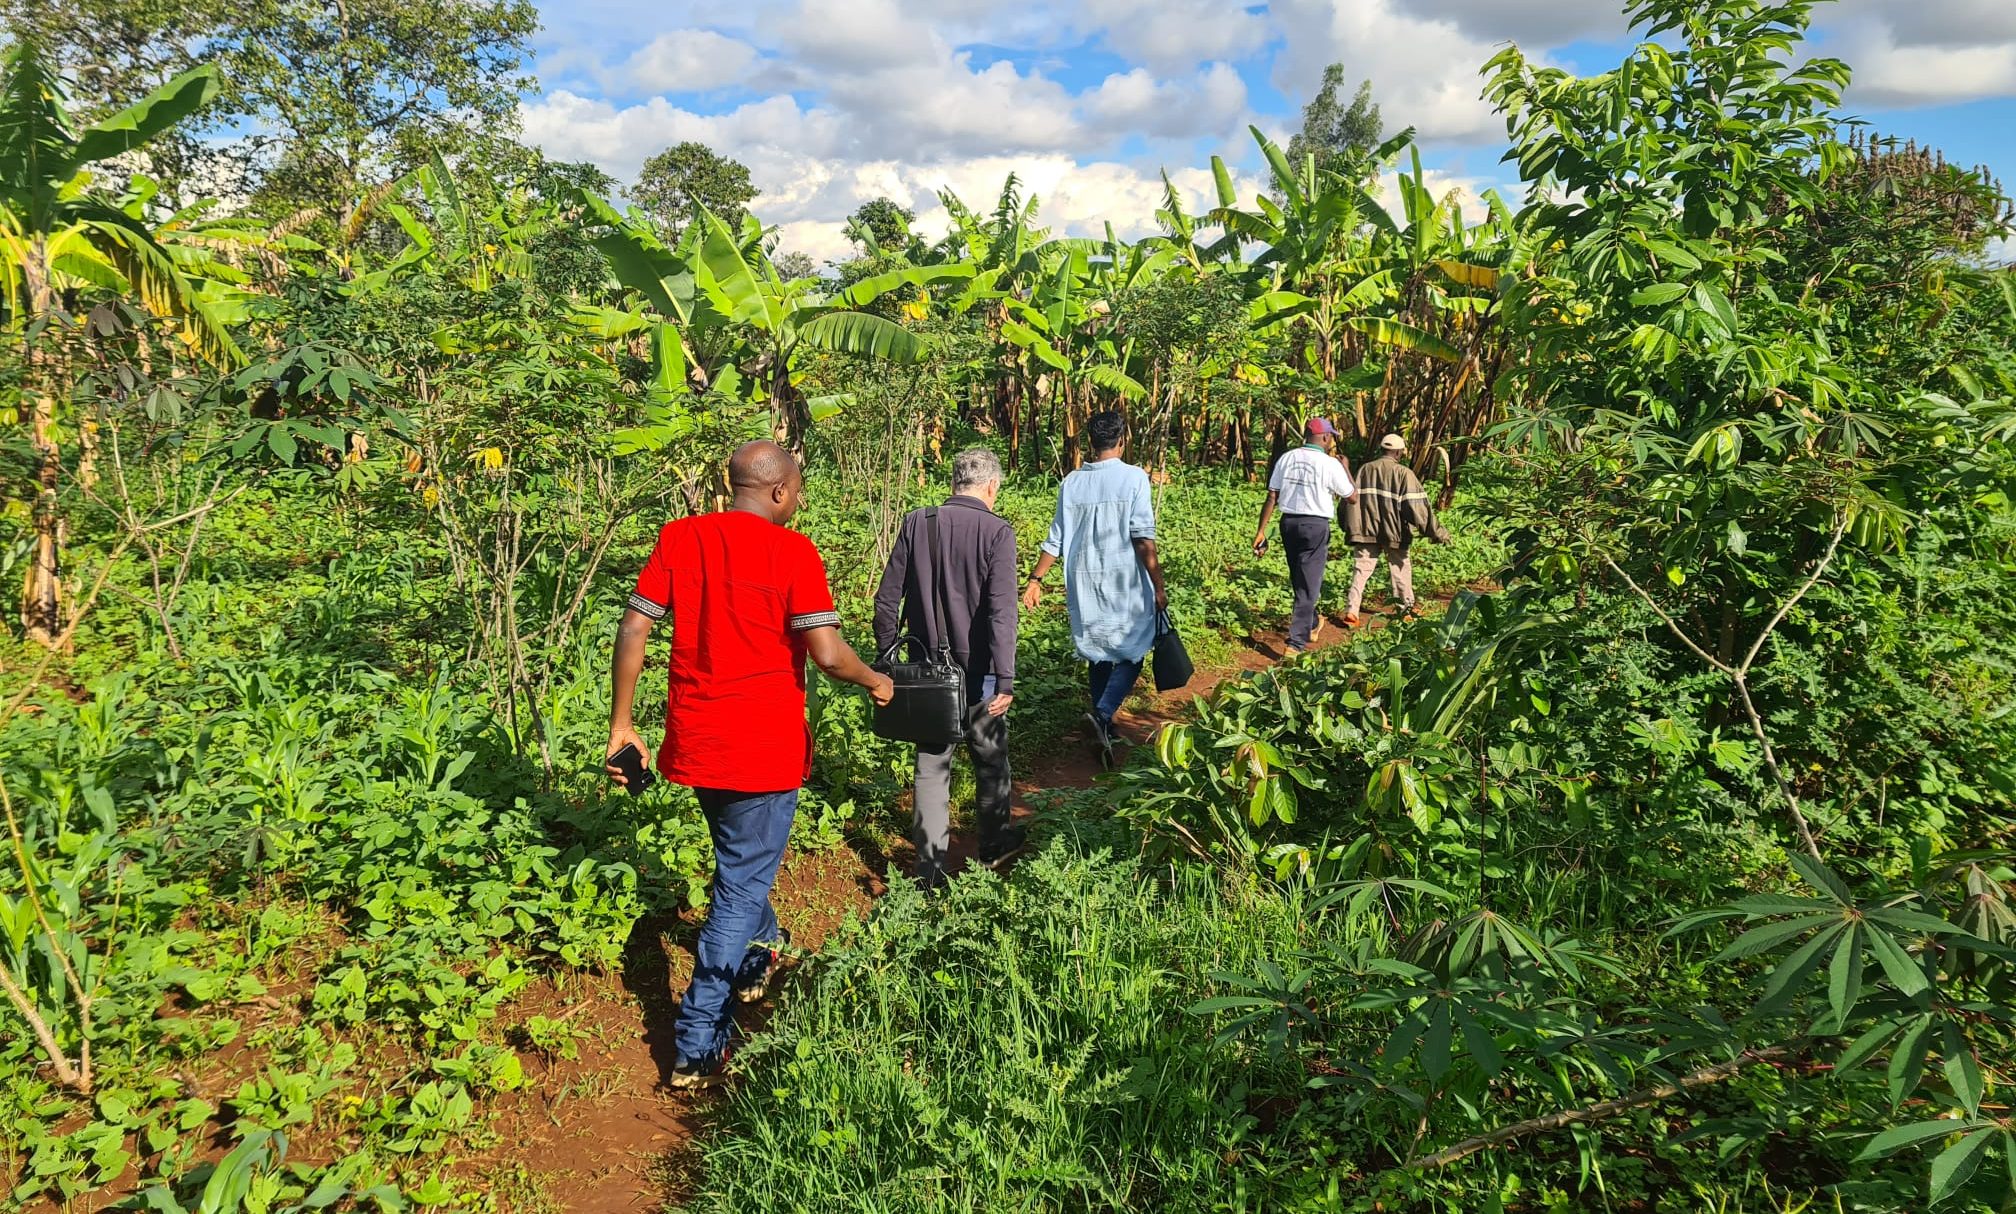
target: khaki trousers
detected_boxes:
[1348,542,1413,615]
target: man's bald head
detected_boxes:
[728,440,805,523]
[729,441,797,490]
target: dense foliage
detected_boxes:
[3,0,2014,1210]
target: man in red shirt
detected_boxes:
[605,441,892,1088]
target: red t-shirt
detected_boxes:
[627,511,840,792]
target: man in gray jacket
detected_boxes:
[873,448,1023,886]
[1340,433,1447,626]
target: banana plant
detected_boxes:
[383,153,541,293]
[1213,125,1512,455]
[1155,159,1244,269]
[982,236,1155,467]
[584,200,968,451]
[0,44,242,646]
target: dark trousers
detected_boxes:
[1088,658,1144,727]
[914,676,1011,886]
[672,787,796,1064]
[1281,514,1331,651]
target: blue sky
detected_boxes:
[519,1,2016,262]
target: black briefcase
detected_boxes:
[871,507,967,747]
[1151,609,1194,691]
[872,636,967,747]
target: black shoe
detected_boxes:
[734,928,791,1004]
[979,827,1029,871]
[669,1050,731,1090]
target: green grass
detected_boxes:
[683,829,1321,1213]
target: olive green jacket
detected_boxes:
[1338,455,1447,547]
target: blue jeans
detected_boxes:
[1087,658,1144,729]
[672,787,797,1064]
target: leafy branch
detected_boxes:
[1595,513,1849,860]
[1405,1043,1795,1169]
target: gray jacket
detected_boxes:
[873,495,1019,693]
[1339,454,1447,547]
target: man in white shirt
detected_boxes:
[1252,417,1357,654]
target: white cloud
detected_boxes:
[1267,0,1512,144]
[520,91,845,185]
[773,0,939,70]
[625,30,759,92]
[1073,0,1271,73]
[1859,0,2016,50]
[1395,0,1620,46]
[1081,62,1248,140]
[522,87,1271,264]
[1832,4,2016,107]
[522,0,2016,266]
[821,49,1084,158]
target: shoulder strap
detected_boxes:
[922,507,953,661]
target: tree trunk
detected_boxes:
[1061,378,1081,471]
[22,244,62,648]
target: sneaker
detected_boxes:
[1398,602,1421,620]
[978,827,1029,871]
[1344,613,1364,628]
[668,1050,731,1090]
[734,928,791,1004]
[1084,712,1116,769]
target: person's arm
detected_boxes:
[802,627,894,704]
[1257,454,1286,553]
[608,526,675,784]
[1133,538,1167,612]
[1129,471,1166,611]
[1023,499,1064,609]
[871,517,911,656]
[605,608,654,784]
[1253,490,1279,555]
[1022,549,1057,609]
[986,523,1017,715]
[790,537,894,704]
[1401,466,1433,532]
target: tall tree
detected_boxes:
[0,0,539,211]
[846,197,915,254]
[0,0,234,190]
[631,142,758,240]
[770,250,817,281]
[1286,67,1382,185]
[230,0,538,213]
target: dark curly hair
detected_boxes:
[1087,410,1127,452]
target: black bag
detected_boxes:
[871,508,968,747]
[1151,609,1194,691]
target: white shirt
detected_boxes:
[1268,445,1355,518]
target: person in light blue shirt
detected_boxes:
[1021,411,1167,767]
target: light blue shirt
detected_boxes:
[1040,457,1158,663]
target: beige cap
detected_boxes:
[1379,433,1406,451]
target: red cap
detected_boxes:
[1304,417,1335,437]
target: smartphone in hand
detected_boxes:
[608,742,657,794]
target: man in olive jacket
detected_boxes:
[1339,434,1447,625]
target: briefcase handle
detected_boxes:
[876,634,933,667]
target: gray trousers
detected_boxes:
[1348,542,1414,615]
[914,680,1012,886]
